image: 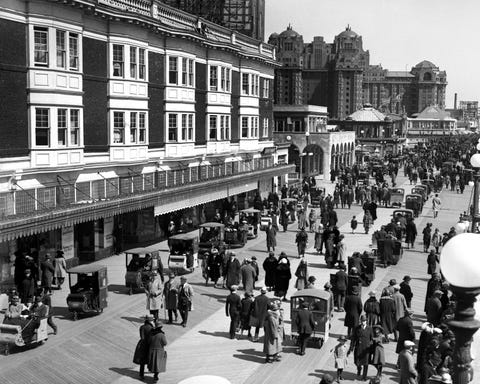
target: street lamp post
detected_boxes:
[440,233,480,384]
[360,129,365,164]
[299,153,306,183]
[470,143,480,232]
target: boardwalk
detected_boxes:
[0,174,479,384]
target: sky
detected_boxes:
[265,0,479,108]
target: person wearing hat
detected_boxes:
[265,220,277,253]
[4,294,27,323]
[53,250,67,290]
[273,257,291,301]
[295,227,308,258]
[344,285,363,337]
[417,322,435,384]
[252,287,270,342]
[396,309,415,354]
[334,264,348,312]
[400,275,413,308]
[18,268,36,306]
[422,222,433,253]
[40,253,55,294]
[177,276,193,327]
[348,313,373,381]
[263,252,278,292]
[145,270,163,321]
[147,320,167,382]
[225,285,242,339]
[294,257,308,290]
[426,290,444,326]
[424,273,442,313]
[319,373,335,384]
[295,301,316,356]
[392,284,408,333]
[240,258,257,294]
[250,256,260,290]
[163,273,178,324]
[206,248,222,288]
[133,314,154,379]
[333,335,348,381]
[223,251,241,290]
[364,291,380,327]
[306,275,316,289]
[398,340,418,384]
[239,291,254,340]
[21,295,48,343]
[263,301,281,363]
[427,249,440,276]
[371,325,385,379]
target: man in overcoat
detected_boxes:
[265,221,277,252]
[145,270,163,321]
[398,340,418,384]
[295,301,316,355]
[295,228,308,257]
[224,252,241,290]
[263,302,280,363]
[348,314,373,381]
[133,314,154,379]
[225,285,242,339]
[396,309,415,354]
[40,254,55,293]
[163,273,178,324]
[177,276,193,327]
[252,287,270,342]
[344,286,362,337]
[240,259,256,294]
[262,252,278,292]
[335,264,348,311]
[148,320,167,382]
[400,275,413,308]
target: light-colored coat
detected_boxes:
[334,343,348,369]
[398,348,417,384]
[263,309,280,356]
[145,277,163,311]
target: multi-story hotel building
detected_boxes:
[0,0,291,284]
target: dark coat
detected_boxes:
[344,294,362,328]
[400,281,413,307]
[207,253,222,281]
[252,294,270,326]
[273,263,291,296]
[379,296,396,334]
[405,221,417,244]
[147,328,167,373]
[426,297,443,326]
[396,315,415,353]
[266,226,277,248]
[363,297,380,326]
[163,280,178,310]
[262,256,278,287]
[427,252,439,275]
[40,259,55,288]
[240,263,256,293]
[370,334,385,365]
[383,236,395,264]
[335,270,348,292]
[133,322,153,365]
[225,292,242,317]
[224,257,241,288]
[240,296,254,330]
[350,325,373,366]
[19,276,36,304]
[295,307,315,335]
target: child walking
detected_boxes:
[350,216,358,234]
[333,335,348,382]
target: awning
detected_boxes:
[157,165,171,171]
[188,162,200,167]
[224,156,242,163]
[76,173,103,183]
[16,178,44,190]
[141,166,157,174]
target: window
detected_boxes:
[209,115,217,140]
[262,78,270,98]
[167,113,194,142]
[168,56,194,86]
[241,116,259,139]
[130,47,137,79]
[241,117,249,138]
[210,66,218,91]
[69,33,79,70]
[130,112,137,143]
[262,118,269,137]
[113,45,124,77]
[252,116,258,137]
[70,109,79,145]
[209,114,230,140]
[113,112,125,143]
[139,113,146,143]
[34,27,48,66]
[241,73,259,96]
[139,48,146,80]
[57,109,67,146]
[209,65,231,92]
[35,108,50,146]
[242,73,249,94]
[56,30,66,68]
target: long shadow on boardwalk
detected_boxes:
[233,348,265,364]
[200,292,227,303]
[110,367,146,382]
[198,330,231,339]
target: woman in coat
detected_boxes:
[145,271,163,321]
[405,219,417,249]
[364,291,380,326]
[427,250,439,276]
[53,250,67,289]
[422,223,433,253]
[263,302,280,363]
[133,315,154,379]
[325,233,336,268]
[379,292,396,342]
[148,320,168,382]
[363,210,373,234]
[370,325,385,379]
[294,258,308,290]
[336,235,346,266]
[265,222,277,252]
[431,228,442,253]
[262,252,278,291]
[273,258,291,301]
[206,250,222,287]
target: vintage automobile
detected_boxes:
[412,185,428,202]
[421,179,435,195]
[377,238,403,267]
[393,208,415,222]
[290,289,333,348]
[389,188,405,208]
[310,187,326,207]
[239,208,261,239]
[224,224,248,249]
[405,194,423,217]
[347,253,376,286]
[124,246,164,295]
[168,232,199,274]
[198,222,225,259]
[66,265,108,321]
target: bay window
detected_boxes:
[167,113,195,142]
[113,44,124,77]
[112,44,146,79]
[209,114,230,141]
[241,72,260,96]
[34,27,48,66]
[112,111,147,144]
[209,65,232,92]
[113,112,125,143]
[33,26,80,70]
[33,107,81,148]
[168,56,194,86]
[240,116,259,139]
[35,108,50,146]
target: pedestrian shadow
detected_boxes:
[309,369,357,382]
[411,276,430,282]
[308,262,328,269]
[200,292,226,303]
[233,348,265,364]
[198,330,231,339]
[121,316,144,324]
[108,284,129,294]
[109,367,146,382]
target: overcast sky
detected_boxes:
[265,0,477,108]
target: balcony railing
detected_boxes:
[0,156,276,219]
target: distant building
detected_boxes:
[407,106,457,147]
[447,100,479,131]
[269,25,447,119]
[161,0,265,41]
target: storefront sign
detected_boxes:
[62,226,74,260]
[104,217,114,248]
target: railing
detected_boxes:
[0,156,276,219]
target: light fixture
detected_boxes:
[305,131,310,137]
[470,153,480,168]
[476,143,480,151]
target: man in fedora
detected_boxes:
[396,309,415,354]
[225,285,242,339]
[295,301,316,355]
[348,314,373,381]
[145,270,163,321]
[177,276,193,327]
[147,320,167,382]
[398,340,417,384]
[133,314,154,379]
[163,273,178,324]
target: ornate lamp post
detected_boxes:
[471,144,480,232]
[440,233,480,384]
[360,129,365,164]
[299,152,306,182]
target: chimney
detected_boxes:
[454,93,457,109]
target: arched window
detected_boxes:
[423,72,432,81]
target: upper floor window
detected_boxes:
[262,78,270,98]
[209,65,231,92]
[262,118,269,138]
[33,106,82,148]
[208,114,230,141]
[33,26,80,71]
[112,110,147,145]
[167,113,194,143]
[241,73,260,96]
[112,44,146,80]
[241,116,259,139]
[168,56,194,87]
